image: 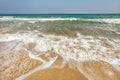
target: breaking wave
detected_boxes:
[0,16,120,24]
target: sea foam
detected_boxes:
[0,31,120,80]
[0,31,119,65]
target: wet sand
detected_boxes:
[24,54,87,80]
[78,61,120,80]
[0,41,87,80]
[24,65,87,80]
[0,41,120,80]
[0,52,87,80]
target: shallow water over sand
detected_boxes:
[0,18,120,80]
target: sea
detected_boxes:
[0,14,120,80]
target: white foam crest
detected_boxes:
[0,31,120,71]
[1,17,120,24]
[0,32,37,43]
[1,16,14,19]
[83,18,120,24]
[0,17,78,22]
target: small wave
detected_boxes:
[82,18,120,24]
[0,17,120,24]
[1,16,14,19]
[0,17,78,22]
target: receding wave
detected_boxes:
[0,31,120,80]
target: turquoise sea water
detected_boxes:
[0,14,120,18]
[0,14,120,38]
